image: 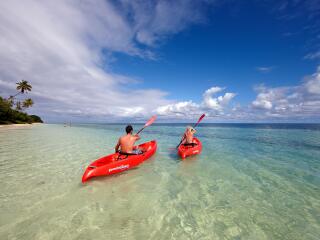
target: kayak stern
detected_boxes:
[178,137,202,159]
[82,140,157,183]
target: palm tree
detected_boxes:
[15,80,32,96]
[15,101,22,111]
[22,98,34,109]
[7,96,14,107]
[3,81,36,121]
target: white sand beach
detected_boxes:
[0,123,43,129]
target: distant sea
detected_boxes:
[0,123,319,239]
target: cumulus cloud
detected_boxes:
[156,101,200,117]
[155,87,236,118]
[203,87,236,110]
[0,0,213,122]
[252,99,273,110]
[251,67,320,119]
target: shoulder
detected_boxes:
[131,134,139,140]
[119,135,125,141]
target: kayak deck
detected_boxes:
[82,140,157,182]
[178,137,202,159]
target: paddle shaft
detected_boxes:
[136,127,145,135]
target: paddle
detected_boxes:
[176,113,205,149]
[136,115,157,135]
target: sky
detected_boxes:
[0,0,319,123]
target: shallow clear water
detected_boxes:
[0,123,319,240]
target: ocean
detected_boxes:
[0,123,319,239]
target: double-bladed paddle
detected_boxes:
[176,113,205,149]
[136,115,157,135]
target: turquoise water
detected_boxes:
[0,123,319,239]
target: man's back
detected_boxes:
[118,134,139,153]
[115,125,141,154]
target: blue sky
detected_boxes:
[0,0,319,122]
[112,1,318,102]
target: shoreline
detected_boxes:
[0,123,43,129]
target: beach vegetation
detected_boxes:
[0,81,42,124]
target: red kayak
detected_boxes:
[178,137,202,159]
[82,140,157,182]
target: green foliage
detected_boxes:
[7,96,14,107]
[0,80,43,124]
[29,115,43,123]
[0,97,42,124]
[16,101,22,111]
[22,98,34,109]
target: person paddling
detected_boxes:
[182,126,197,147]
[115,125,142,155]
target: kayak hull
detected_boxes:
[178,137,202,159]
[82,140,157,182]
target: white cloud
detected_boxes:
[304,51,320,60]
[155,86,236,118]
[250,67,320,119]
[156,101,200,116]
[252,99,273,110]
[120,0,212,46]
[305,66,320,94]
[0,0,213,121]
[202,87,236,110]
[256,66,274,73]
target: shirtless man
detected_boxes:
[115,125,141,154]
[182,126,197,146]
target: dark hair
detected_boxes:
[126,125,133,134]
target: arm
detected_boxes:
[115,138,120,153]
[134,134,141,141]
[192,129,197,135]
[132,135,140,150]
[181,133,186,144]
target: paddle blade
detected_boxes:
[194,113,205,127]
[136,115,157,135]
[144,115,157,127]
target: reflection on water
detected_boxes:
[0,124,319,239]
